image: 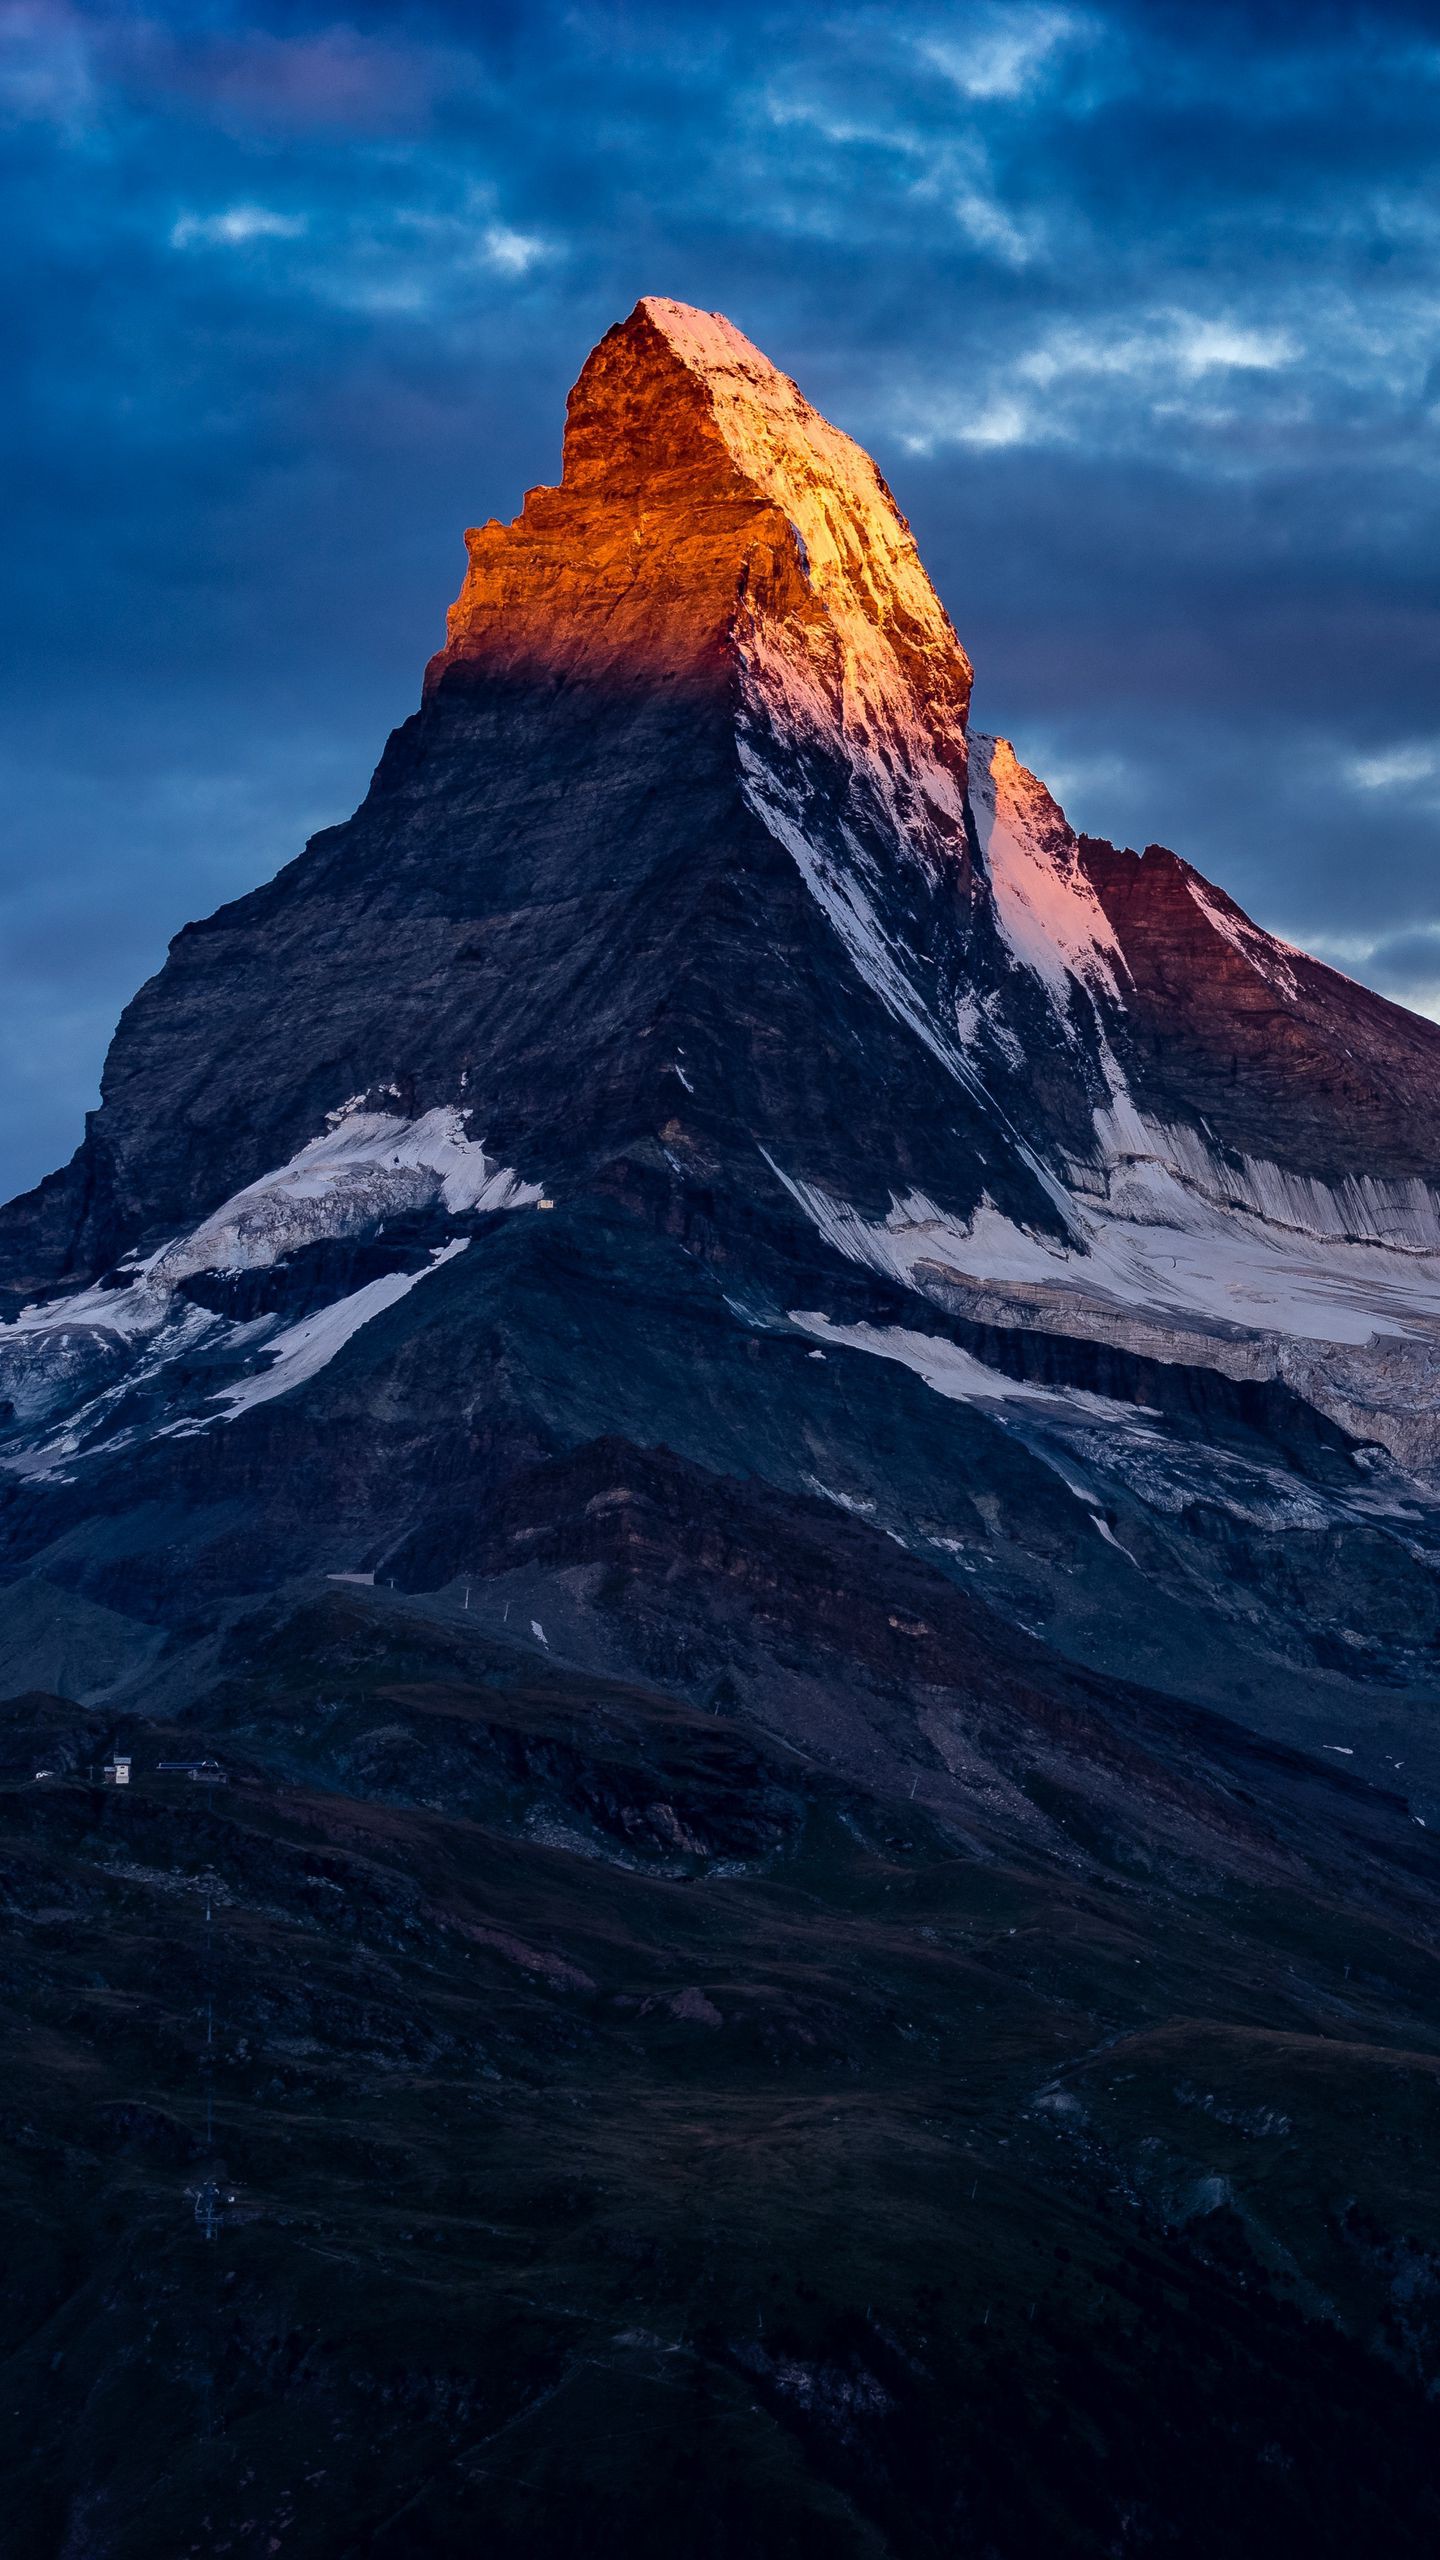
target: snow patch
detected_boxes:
[209,1240,468,1421]
[155,1106,541,1284]
[1089,1514,1134,1557]
[740,749,974,1087]
[741,767,1079,1234]
[1082,1105,1440,1255]
[0,1103,544,1471]
[774,1153,1440,1352]
[791,1311,1146,1422]
[802,1475,877,1517]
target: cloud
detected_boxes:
[170,204,308,250]
[901,392,1032,454]
[919,7,1096,103]
[164,194,552,311]
[1168,317,1296,375]
[1345,742,1439,792]
[480,222,548,276]
[1365,925,1440,993]
[951,185,1036,267]
[887,308,1300,456]
[1017,311,1297,394]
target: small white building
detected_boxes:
[102,1754,131,1787]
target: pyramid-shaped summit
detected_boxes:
[434,298,973,744]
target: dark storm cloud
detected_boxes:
[3,0,1438,1195]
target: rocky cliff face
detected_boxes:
[1080,830,1440,1183]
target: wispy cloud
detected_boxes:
[1017,311,1297,393]
[1167,317,1297,377]
[170,204,307,251]
[480,223,548,277]
[1345,742,1440,792]
[919,7,1096,103]
[890,308,1299,455]
[951,184,1036,267]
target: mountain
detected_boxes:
[4,299,1440,2557]
[7,294,1440,1742]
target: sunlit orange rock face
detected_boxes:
[428,296,974,797]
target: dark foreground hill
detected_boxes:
[4,300,1440,2553]
[8,1526,1440,2559]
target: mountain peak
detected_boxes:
[432,298,973,755]
[558,295,788,501]
[634,293,777,370]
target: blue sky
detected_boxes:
[3,0,1439,1198]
